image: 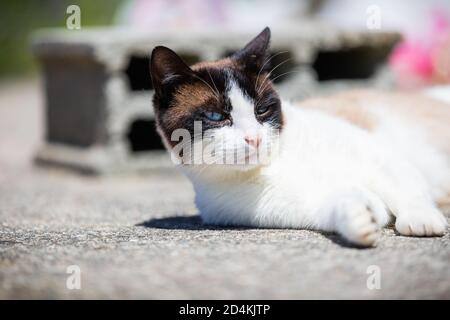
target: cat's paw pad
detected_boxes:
[340,204,381,247]
[333,190,389,247]
[334,194,387,247]
[395,208,448,237]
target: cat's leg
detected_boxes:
[316,187,390,246]
[372,161,448,237]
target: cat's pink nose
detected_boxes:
[244,135,262,148]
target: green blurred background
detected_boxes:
[0,0,123,78]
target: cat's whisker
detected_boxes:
[256,69,302,105]
[206,69,221,98]
[191,73,220,101]
[255,51,289,93]
[256,58,292,95]
[256,59,292,97]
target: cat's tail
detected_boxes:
[423,85,450,105]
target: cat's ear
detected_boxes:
[150,46,194,97]
[233,27,271,72]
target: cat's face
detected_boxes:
[150,27,283,173]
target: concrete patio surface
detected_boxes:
[0,79,449,299]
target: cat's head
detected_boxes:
[150,27,283,175]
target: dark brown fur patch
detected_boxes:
[191,57,236,71]
[171,82,217,114]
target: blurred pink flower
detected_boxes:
[389,41,433,78]
[389,9,450,88]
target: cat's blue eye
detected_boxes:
[204,111,224,121]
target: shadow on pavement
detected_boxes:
[137,215,250,231]
[138,215,376,249]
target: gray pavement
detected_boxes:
[0,79,449,299]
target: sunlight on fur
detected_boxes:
[150,27,450,247]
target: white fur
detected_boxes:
[180,87,449,246]
[228,81,260,132]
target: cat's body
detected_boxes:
[189,90,450,245]
[150,27,449,246]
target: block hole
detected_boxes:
[312,45,393,81]
[126,53,201,91]
[221,49,297,83]
[127,119,165,152]
[125,56,153,91]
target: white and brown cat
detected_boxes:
[150,27,450,246]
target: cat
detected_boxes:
[150,27,450,246]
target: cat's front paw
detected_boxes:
[337,204,380,247]
[333,192,388,247]
[395,206,448,237]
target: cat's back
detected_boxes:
[294,88,450,154]
[290,88,450,202]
